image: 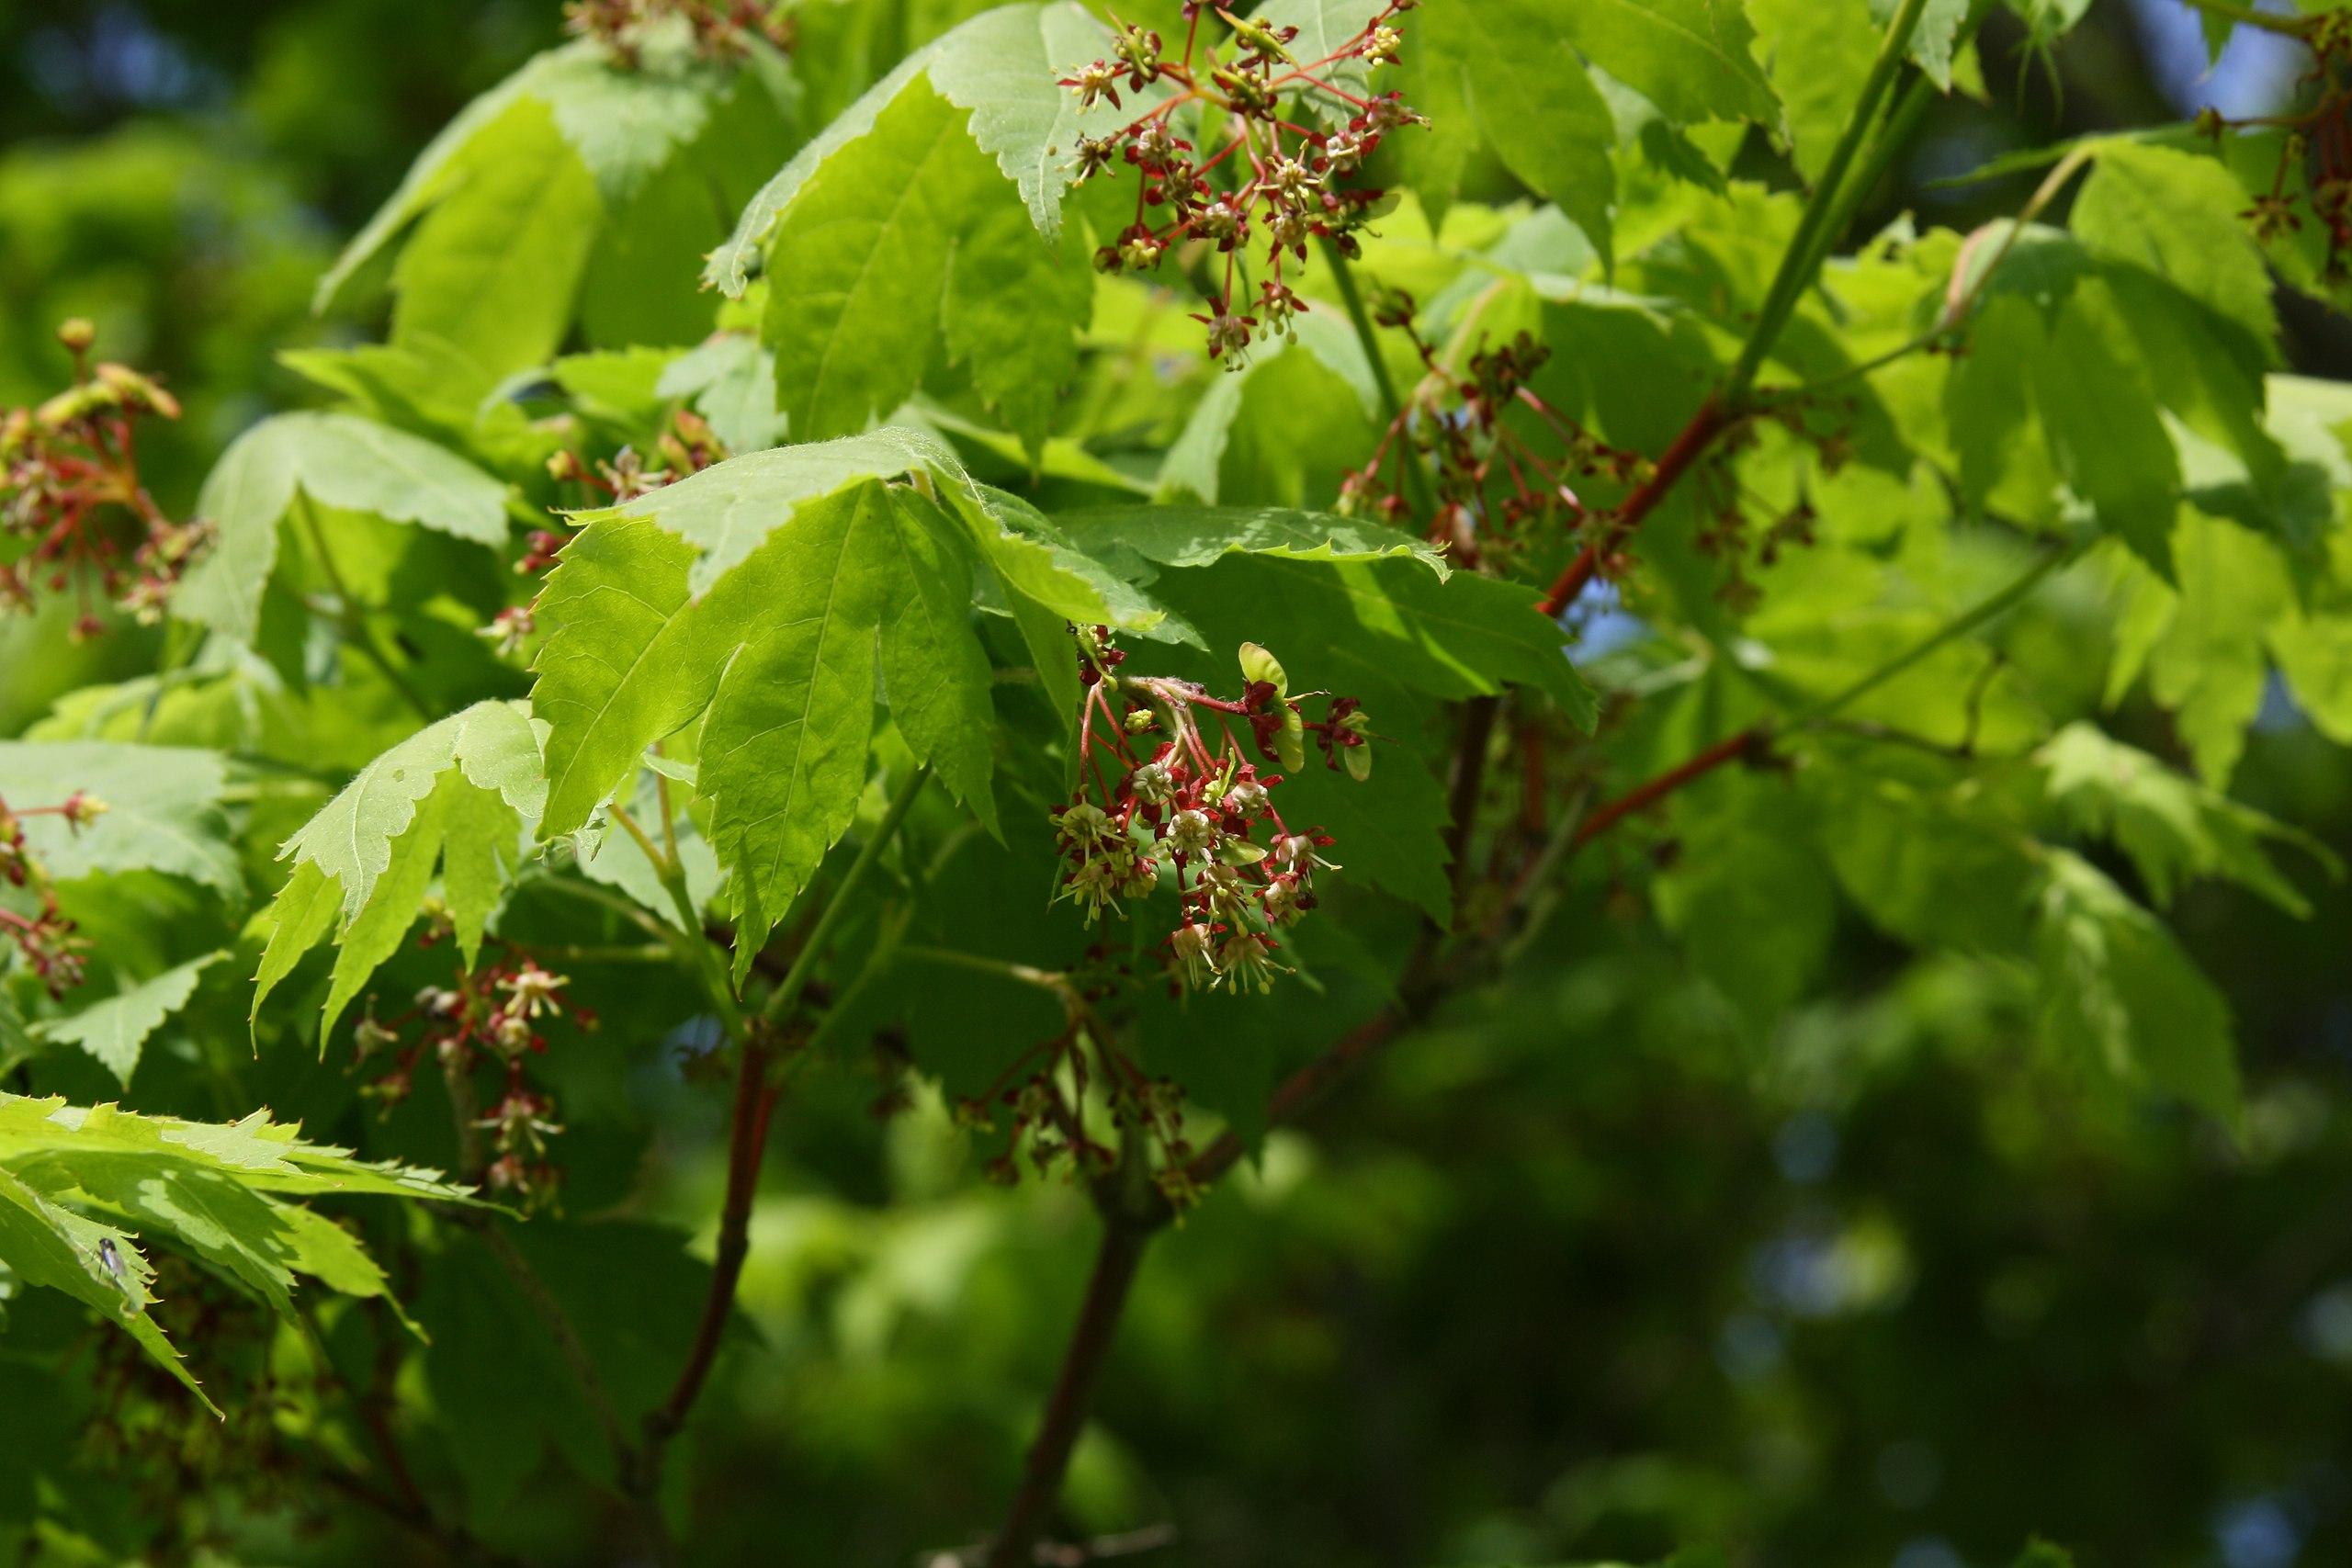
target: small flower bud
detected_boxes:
[1117,853,1162,899]
[1120,231,1167,270]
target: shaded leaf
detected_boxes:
[31,953,226,1086]
[0,742,240,900]
[2033,852,2239,1124]
[176,412,510,642]
[2038,723,2337,914]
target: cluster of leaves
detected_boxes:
[4,0,2352,1562]
[0,1093,467,1412]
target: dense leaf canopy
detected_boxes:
[4,1,2352,1565]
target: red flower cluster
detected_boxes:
[562,0,793,65]
[1051,628,1368,995]
[2,321,209,639]
[947,945,1204,1205]
[0,789,104,998]
[1059,2,1427,363]
[2200,12,2352,277]
[543,407,724,506]
[354,944,591,1209]
[1338,304,1645,571]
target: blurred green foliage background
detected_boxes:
[4,4,2351,1565]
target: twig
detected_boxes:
[632,765,933,1499]
[983,1216,1157,1568]
[530,874,674,942]
[1570,728,1773,848]
[900,945,1073,996]
[1442,695,1501,908]
[1536,397,1728,615]
[639,1030,782,1465]
[533,942,678,964]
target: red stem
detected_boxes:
[639,1036,781,1463]
[1537,396,1729,617]
[1569,726,1768,849]
[1187,723,1770,1188]
[984,1217,1154,1568]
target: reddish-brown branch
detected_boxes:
[1442,696,1500,905]
[1518,715,1549,837]
[1187,1010,1412,1189]
[984,1216,1156,1568]
[640,1034,781,1466]
[1570,726,1770,849]
[1537,396,1730,617]
[1188,724,1770,1190]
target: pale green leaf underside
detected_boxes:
[1055,503,1451,578]
[176,411,510,642]
[2033,852,2241,1125]
[279,700,546,925]
[0,741,240,899]
[593,425,979,591]
[32,953,226,1086]
[2037,722,2335,915]
[255,702,547,1038]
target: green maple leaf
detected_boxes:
[252,701,548,1040]
[30,953,226,1087]
[707,2,1119,294]
[318,31,798,376]
[0,1093,469,1411]
[0,741,241,900]
[2032,851,2241,1125]
[705,4,1116,443]
[2037,723,2338,914]
[175,411,511,644]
